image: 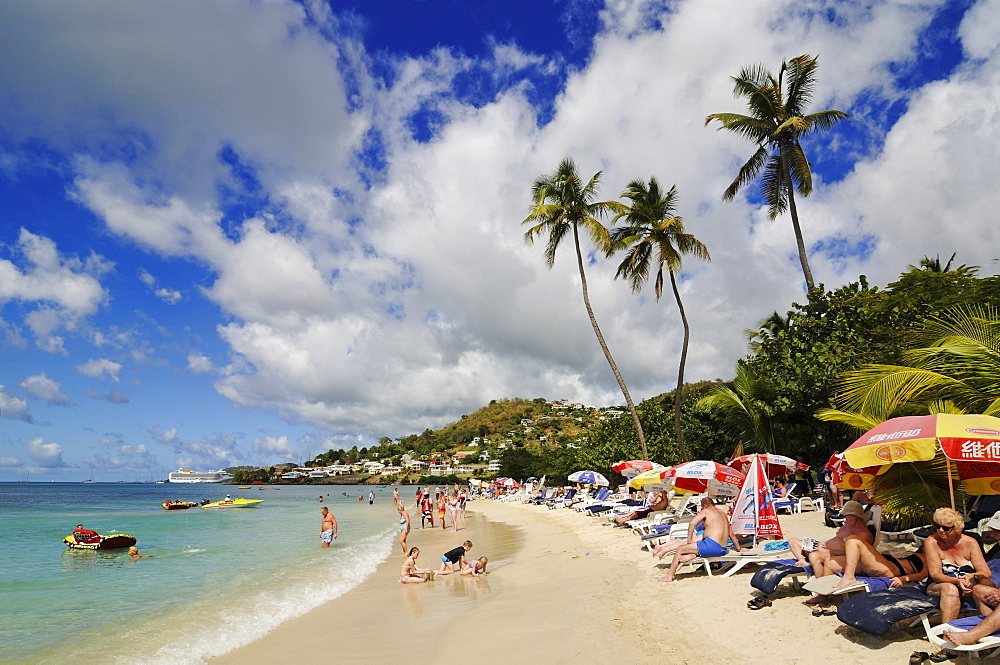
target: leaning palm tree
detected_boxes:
[609,178,709,462]
[705,54,849,291]
[522,158,649,458]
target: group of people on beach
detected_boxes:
[398,485,485,584]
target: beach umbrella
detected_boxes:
[659,460,746,499]
[730,454,783,541]
[612,460,665,478]
[728,453,809,479]
[845,413,1000,508]
[567,470,610,486]
[825,452,878,491]
[626,467,671,491]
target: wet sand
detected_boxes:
[214,497,939,664]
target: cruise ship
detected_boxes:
[167,469,233,484]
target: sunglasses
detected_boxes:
[933,523,955,532]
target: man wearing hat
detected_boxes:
[788,499,873,585]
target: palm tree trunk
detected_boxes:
[780,150,815,291]
[572,224,649,460]
[668,270,691,462]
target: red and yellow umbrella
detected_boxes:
[611,460,665,478]
[844,414,1000,506]
[824,452,879,491]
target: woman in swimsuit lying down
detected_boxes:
[924,507,996,623]
[830,536,927,589]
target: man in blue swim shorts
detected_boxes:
[660,497,742,582]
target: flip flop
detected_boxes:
[909,652,929,664]
[928,652,958,663]
[747,596,772,610]
[811,607,836,617]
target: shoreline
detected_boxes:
[213,497,938,664]
[211,498,643,664]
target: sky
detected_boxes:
[1,0,999,481]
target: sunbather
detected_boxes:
[831,536,928,589]
[612,491,670,526]
[658,497,741,582]
[925,507,996,624]
[788,500,872,571]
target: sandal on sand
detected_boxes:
[928,652,958,663]
[811,607,836,617]
[747,597,772,610]
[909,652,929,664]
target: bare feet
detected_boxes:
[943,629,975,646]
[659,574,675,582]
[803,594,828,605]
[832,576,858,589]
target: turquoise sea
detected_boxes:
[2,482,407,664]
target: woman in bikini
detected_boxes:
[400,547,431,583]
[831,535,927,590]
[925,507,996,623]
[397,503,411,555]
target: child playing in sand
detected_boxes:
[400,547,432,583]
[461,556,488,576]
[437,541,473,575]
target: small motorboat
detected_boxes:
[64,530,137,550]
[161,501,198,510]
[237,486,252,489]
[200,498,264,509]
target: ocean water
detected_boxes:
[1,482,407,664]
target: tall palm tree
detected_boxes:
[745,311,790,355]
[522,158,649,458]
[609,178,709,461]
[705,54,849,291]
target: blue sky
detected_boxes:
[1,0,998,480]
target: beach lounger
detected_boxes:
[669,544,793,579]
[924,615,1000,658]
[749,560,812,595]
[837,586,939,636]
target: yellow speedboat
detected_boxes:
[200,498,263,509]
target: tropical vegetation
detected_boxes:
[705,54,849,290]
[609,177,709,462]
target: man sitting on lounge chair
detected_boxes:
[658,497,741,582]
[788,500,872,574]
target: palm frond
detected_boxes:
[723,145,769,201]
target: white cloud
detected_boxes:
[251,435,298,462]
[75,358,122,383]
[0,386,32,422]
[19,372,71,405]
[0,456,22,467]
[187,354,214,374]
[27,437,68,468]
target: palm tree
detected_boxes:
[522,158,649,458]
[609,178,709,461]
[705,54,849,291]
[817,304,1000,424]
[696,359,778,454]
[745,311,790,355]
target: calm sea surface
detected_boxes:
[1,482,407,664]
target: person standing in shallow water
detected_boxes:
[368,490,375,505]
[319,506,338,547]
[397,503,411,555]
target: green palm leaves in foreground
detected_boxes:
[522,158,649,459]
[697,358,777,455]
[818,305,1000,522]
[610,178,709,461]
[706,54,849,291]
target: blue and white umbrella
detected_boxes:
[568,470,610,486]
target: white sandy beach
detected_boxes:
[213,497,939,665]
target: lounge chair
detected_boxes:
[924,615,1000,658]
[773,483,799,514]
[545,488,576,509]
[667,542,791,579]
